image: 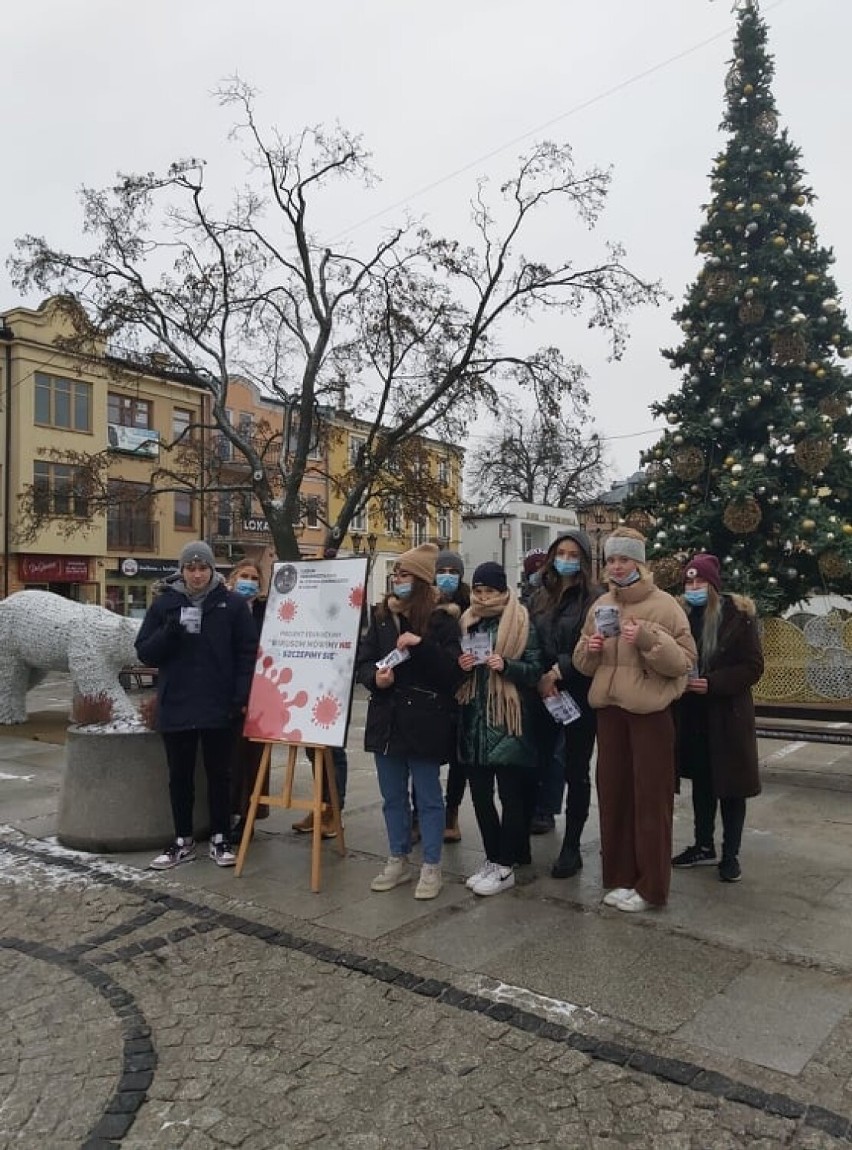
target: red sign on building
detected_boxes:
[19,556,90,582]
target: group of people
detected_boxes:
[356,530,763,909]
[138,529,764,914]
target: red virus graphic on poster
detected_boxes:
[243,652,308,742]
[348,585,364,610]
[277,599,297,623]
[312,693,342,729]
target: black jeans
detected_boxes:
[162,728,234,840]
[444,748,467,811]
[561,709,597,845]
[467,760,537,867]
[692,769,746,861]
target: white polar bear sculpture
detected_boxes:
[0,590,141,724]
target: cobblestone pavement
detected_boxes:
[1,833,850,1150]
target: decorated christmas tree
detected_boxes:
[625,0,852,613]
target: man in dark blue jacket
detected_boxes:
[136,541,258,869]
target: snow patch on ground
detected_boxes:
[460,971,599,1027]
[0,827,146,889]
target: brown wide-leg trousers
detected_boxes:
[595,704,675,906]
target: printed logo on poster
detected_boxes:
[243,558,368,748]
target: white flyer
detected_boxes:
[461,631,493,664]
[543,690,582,725]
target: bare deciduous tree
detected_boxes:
[467,398,611,511]
[11,79,660,559]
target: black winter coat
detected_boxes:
[456,614,543,769]
[676,594,764,799]
[355,602,462,762]
[530,581,602,707]
[135,580,258,733]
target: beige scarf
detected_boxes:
[457,589,529,737]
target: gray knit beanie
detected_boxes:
[178,540,215,569]
[436,549,464,577]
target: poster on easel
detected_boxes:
[243,557,367,748]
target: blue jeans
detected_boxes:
[375,754,444,865]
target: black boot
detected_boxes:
[551,835,582,879]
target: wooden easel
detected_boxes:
[235,741,345,892]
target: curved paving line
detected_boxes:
[0,936,156,1149]
[2,840,851,1144]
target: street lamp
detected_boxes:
[589,503,609,584]
[350,530,378,628]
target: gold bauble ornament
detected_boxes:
[800,519,816,532]
[677,503,688,513]
[843,524,852,536]
[796,195,806,206]
[724,456,735,467]
[743,83,754,95]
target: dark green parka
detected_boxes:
[456,614,543,768]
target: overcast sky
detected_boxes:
[2,0,849,482]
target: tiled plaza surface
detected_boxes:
[1,675,851,1147]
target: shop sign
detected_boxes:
[116,557,178,578]
[242,517,270,534]
[19,556,90,582]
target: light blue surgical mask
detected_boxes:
[394,582,413,599]
[684,588,709,607]
[234,579,259,598]
[436,573,460,595]
[611,569,641,588]
[554,558,581,577]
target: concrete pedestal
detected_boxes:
[57,728,210,852]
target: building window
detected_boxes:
[305,497,319,528]
[385,499,401,536]
[238,412,253,438]
[174,491,194,530]
[412,516,428,546]
[216,492,233,537]
[215,409,234,461]
[108,393,153,429]
[34,372,92,432]
[438,459,449,487]
[348,434,366,468]
[33,462,89,518]
[437,510,451,544]
[173,407,194,443]
[107,480,156,551]
[350,506,367,533]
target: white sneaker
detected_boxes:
[466,859,497,890]
[602,887,633,907]
[370,856,411,892]
[617,890,654,913]
[471,865,515,897]
[414,863,443,900]
[149,837,196,870]
[209,835,236,868]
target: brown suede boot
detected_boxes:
[443,806,461,843]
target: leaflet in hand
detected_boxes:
[543,690,582,725]
[461,631,493,664]
[593,604,620,638]
[375,647,411,672]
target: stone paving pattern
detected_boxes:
[1,675,851,1147]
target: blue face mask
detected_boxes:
[394,582,412,599]
[234,579,259,598]
[611,569,641,588]
[684,588,709,607]
[554,558,581,577]
[436,573,460,595]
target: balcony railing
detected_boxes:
[107,519,159,552]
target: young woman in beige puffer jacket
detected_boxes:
[573,528,696,913]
